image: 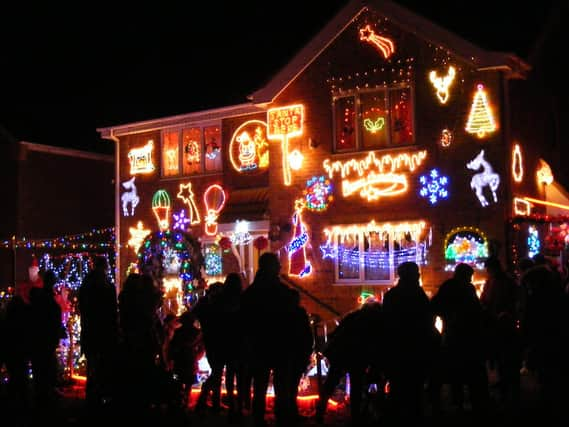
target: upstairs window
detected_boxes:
[333,85,414,152]
[161,124,222,177]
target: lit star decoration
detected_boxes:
[419,169,449,205]
[465,84,497,138]
[527,225,540,258]
[128,221,151,254]
[429,66,456,104]
[288,199,312,278]
[177,182,201,225]
[359,24,395,59]
[512,144,523,183]
[152,190,171,231]
[305,176,334,212]
[319,241,337,259]
[128,139,155,174]
[173,209,191,231]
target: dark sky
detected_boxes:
[0,0,563,155]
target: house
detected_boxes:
[98,0,563,318]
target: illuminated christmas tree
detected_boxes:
[465,84,496,138]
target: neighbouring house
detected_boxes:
[97,0,567,319]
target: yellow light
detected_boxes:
[359,24,395,59]
[323,220,426,244]
[465,84,497,138]
[429,66,456,104]
[128,221,151,254]
[440,129,452,147]
[512,144,523,183]
[229,120,269,173]
[177,182,201,225]
[288,149,304,170]
[128,140,155,174]
[323,150,427,201]
[267,104,304,186]
[523,196,569,212]
[536,160,554,185]
[513,198,531,215]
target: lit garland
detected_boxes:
[467,149,500,207]
[128,139,155,174]
[121,176,140,217]
[443,226,489,271]
[465,84,497,138]
[304,176,333,212]
[419,169,449,205]
[1,227,115,250]
[429,65,456,104]
[512,144,523,183]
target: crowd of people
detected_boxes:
[1,251,569,426]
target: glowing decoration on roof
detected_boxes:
[152,190,171,231]
[128,221,151,254]
[440,129,453,147]
[121,176,139,217]
[128,140,155,174]
[267,104,304,186]
[444,226,489,271]
[527,226,540,258]
[203,184,227,236]
[177,182,201,225]
[429,66,456,104]
[467,149,500,207]
[231,220,253,246]
[322,149,427,202]
[512,144,523,183]
[288,199,312,278]
[289,149,304,171]
[419,169,449,205]
[513,198,531,216]
[536,159,554,185]
[173,209,191,231]
[304,176,333,212]
[229,120,269,173]
[465,84,497,138]
[359,24,395,59]
[363,117,385,133]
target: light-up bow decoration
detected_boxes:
[287,199,311,278]
[429,66,456,104]
[267,104,304,186]
[152,189,171,231]
[177,182,201,225]
[467,149,500,207]
[359,24,395,59]
[203,184,227,236]
[121,176,140,216]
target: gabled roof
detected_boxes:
[249,0,531,104]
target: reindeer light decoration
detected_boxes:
[121,176,140,216]
[429,66,456,104]
[467,149,500,207]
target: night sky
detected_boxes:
[0,0,563,155]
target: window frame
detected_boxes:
[332,83,415,153]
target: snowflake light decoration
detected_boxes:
[173,209,191,231]
[419,169,449,205]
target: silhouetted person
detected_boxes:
[78,256,118,411]
[240,252,299,427]
[431,263,489,416]
[383,261,434,426]
[29,269,63,412]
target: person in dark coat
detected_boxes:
[382,261,434,426]
[78,256,118,410]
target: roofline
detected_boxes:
[250,0,531,104]
[97,102,265,140]
[19,141,113,162]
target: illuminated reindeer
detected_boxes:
[121,176,140,216]
[467,149,500,207]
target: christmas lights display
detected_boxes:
[203,184,227,236]
[128,139,155,174]
[467,149,500,207]
[513,198,531,216]
[536,159,554,185]
[204,243,222,276]
[419,169,449,205]
[288,149,304,171]
[440,129,453,147]
[137,230,203,306]
[1,228,115,250]
[444,226,489,271]
[152,189,172,231]
[267,104,304,186]
[512,144,523,183]
[182,128,202,175]
[128,221,151,254]
[231,220,253,246]
[544,223,569,254]
[177,182,201,225]
[304,176,334,212]
[359,24,395,59]
[465,84,497,138]
[322,149,427,201]
[121,176,140,217]
[527,225,540,258]
[429,66,456,104]
[162,131,180,176]
[288,199,312,278]
[173,209,191,231]
[229,120,269,173]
